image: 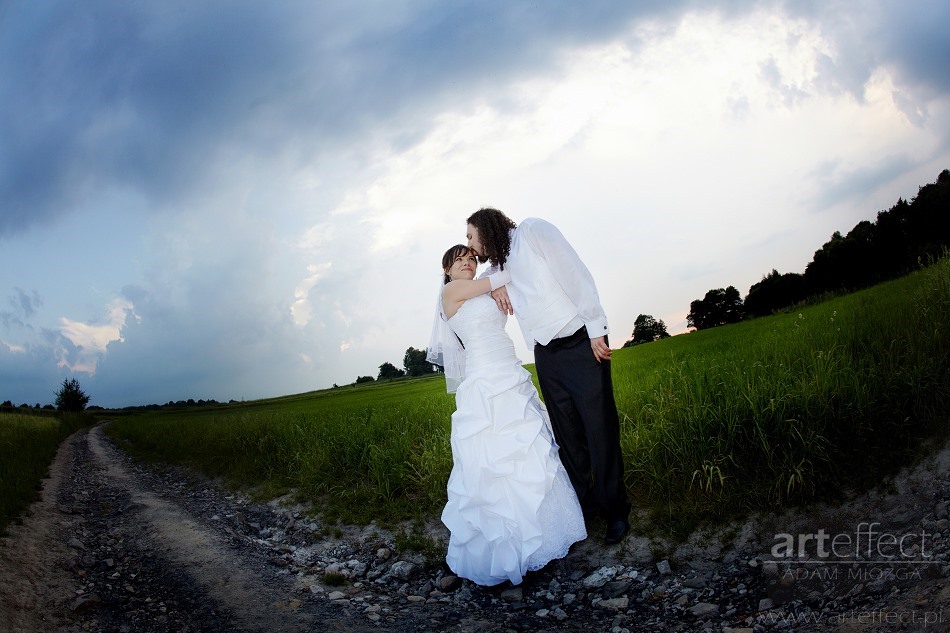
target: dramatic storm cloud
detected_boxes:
[1,0,948,407]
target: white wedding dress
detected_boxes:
[441,293,587,586]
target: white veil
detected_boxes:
[426,284,465,393]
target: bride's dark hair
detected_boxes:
[466,207,517,268]
[441,244,473,285]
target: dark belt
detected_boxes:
[537,326,588,350]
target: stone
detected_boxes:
[603,580,632,598]
[376,547,392,560]
[690,602,719,617]
[656,559,672,575]
[346,559,368,577]
[389,561,418,580]
[439,575,462,592]
[682,576,707,589]
[583,566,618,588]
[758,598,774,611]
[500,587,523,602]
[71,593,101,614]
[936,501,949,519]
[596,597,629,610]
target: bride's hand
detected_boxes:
[490,286,514,315]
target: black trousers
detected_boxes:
[534,328,630,522]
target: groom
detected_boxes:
[466,208,630,545]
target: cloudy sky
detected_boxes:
[1,1,948,408]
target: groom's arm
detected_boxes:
[478,264,514,315]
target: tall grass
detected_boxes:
[108,376,457,523]
[613,256,950,533]
[0,412,92,535]
[107,258,950,533]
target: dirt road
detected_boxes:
[0,425,381,632]
[0,424,635,632]
[1,424,948,632]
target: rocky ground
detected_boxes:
[1,423,948,632]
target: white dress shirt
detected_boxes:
[486,218,609,348]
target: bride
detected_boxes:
[428,245,586,586]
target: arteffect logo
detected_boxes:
[770,522,932,561]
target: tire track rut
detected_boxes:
[2,426,380,632]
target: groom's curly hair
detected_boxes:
[466,208,517,269]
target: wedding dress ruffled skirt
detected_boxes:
[442,295,586,586]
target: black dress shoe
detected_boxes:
[603,520,629,545]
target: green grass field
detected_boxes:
[104,257,950,534]
[614,258,950,533]
[108,377,457,524]
[0,411,92,535]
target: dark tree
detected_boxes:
[906,169,950,260]
[355,375,375,384]
[687,286,744,331]
[377,362,405,381]
[874,198,913,274]
[403,346,436,377]
[801,170,950,298]
[744,269,808,317]
[55,378,90,412]
[623,314,670,347]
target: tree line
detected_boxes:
[684,169,950,332]
[344,346,440,387]
[1,378,92,413]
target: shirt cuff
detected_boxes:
[586,318,609,338]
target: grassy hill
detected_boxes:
[104,256,950,535]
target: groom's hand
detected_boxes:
[591,336,612,363]
[490,286,514,315]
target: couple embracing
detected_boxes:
[428,207,630,587]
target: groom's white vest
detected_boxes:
[500,218,609,349]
